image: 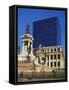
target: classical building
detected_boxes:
[33,45,65,72]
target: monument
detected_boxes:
[18,24,35,63]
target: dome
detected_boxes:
[21,33,33,40]
[21,24,34,40]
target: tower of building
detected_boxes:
[18,24,35,62]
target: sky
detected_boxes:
[17,7,65,52]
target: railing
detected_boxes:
[18,70,65,79]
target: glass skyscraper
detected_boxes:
[33,17,61,48]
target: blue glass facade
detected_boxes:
[33,17,61,48]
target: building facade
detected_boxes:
[33,46,65,72]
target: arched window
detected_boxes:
[54,55,56,59]
[58,54,60,59]
[47,56,49,60]
[58,62,60,67]
[51,62,53,67]
[42,57,46,64]
[51,55,53,60]
[54,48,56,51]
[58,48,60,51]
[54,62,56,67]
[51,49,53,52]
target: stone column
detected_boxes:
[31,42,33,54]
[21,40,24,54]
